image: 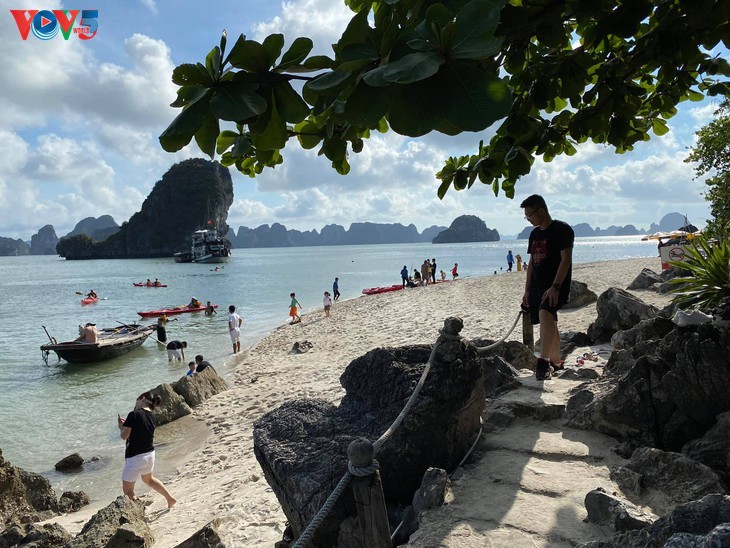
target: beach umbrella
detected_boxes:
[678,223,699,233]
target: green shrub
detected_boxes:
[669,236,730,310]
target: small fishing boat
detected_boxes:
[362,285,404,296]
[137,304,217,318]
[41,324,155,364]
[81,296,98,305]
[133,282,168,287]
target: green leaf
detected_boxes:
[216,130,240,155]
[252,101,287,150]
[452,0,503,53]
[205,47,222,79]
[652,118,669,136]
[437,178,452,199]
[172,64,214,86]
[262,34,285,66]
[170,85,210,108]
[210,81,267,121]
[451,35,503,60]
[277,37,314,70]
[364,51,444,86]
[295,121,323,149]
[274,81,311,123]
[159,91,212,152]
[228,39,270,72]
[305,71,352,92]
[345,82,391,128]
[194,110,220,158]
[442,62,512,131]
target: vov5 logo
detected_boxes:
[10,9,98,40]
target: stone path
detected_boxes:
[406,355,649,547]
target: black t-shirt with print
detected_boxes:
[123,408,156,458]
[527,219,574,298]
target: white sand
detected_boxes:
[51,257,672,546]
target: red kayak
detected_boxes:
[133,283,168,287]
[81,296,98,305]
[362,285,404,296]
[137,304,217,318]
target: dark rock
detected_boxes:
[151,384,192,426]
[478,339,535,371]
[291,340,314,354]
[170,367,228,409]
[609,494,730,548]
[584,487,656,531]
[69,496,153,547]
[394,468,451,544]
[484,406,516,430]
[627,268,664,290]
[0,521,72,547]
[30,225,59,255]
[432,215,499,243]
[57,159,232,260]
[558,330,592,358]
[609,466,643,495]
[664,523,730,547]
[626,448,726,511]
[603,349,638,378]
[0,449,58,523]
[557,367,600,380]
[58,491,90,514]
[587,288,659,343]
[54,453,84,472]
[610,317,675,351]
[173,518,225,547]
[682,411,730,480]
[481,355,520,397]
[563,280,598,310]
[253,318,484,546]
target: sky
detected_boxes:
[0,0,723,241]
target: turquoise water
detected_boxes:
[0,236,658,502]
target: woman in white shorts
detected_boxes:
[117,391,176,508]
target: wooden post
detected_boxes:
[347,438,391,548]
[521,307,534,351]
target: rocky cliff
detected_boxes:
[64,215,119,240]
[30,225,59,255]
[228,222,447,248]
[432,215,499,243]
[0,238,30,257]
[57,159,233,259]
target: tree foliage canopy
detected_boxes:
[686,100,730,237]
[160,0,730,198]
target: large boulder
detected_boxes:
[173,519,225,547]
[682,411,730,481]
[587,288,659,343]
[0,449,58,523]
[563,280,598,310]
[151,384,192,426]
[432,215,499,243]
[584,487,656,531]
[626,268,663,290]
[171,367,228,408]
[253,317,485,547]
[68,496,153,547]
[610,317,675,351]
[0,521,72,547]
[55,453,84,472]
[625,448,726,512]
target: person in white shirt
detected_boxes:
[323,291,333,318]
[228,304,243,354]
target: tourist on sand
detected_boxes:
[451,263,459,279]
[421,260,430,286]
[516,254,523,272]
[289,293,302,324]
[195,354,213,373]
[521,193,574,381]
[440,269,446,282]
[117,391,176,508]
[400,265,409,288]
[228,305,242,354]
[186,361,196,376]
[507,250,514,272]
[323,291,333,318]
[332,278,341,301]
[205,301,217,317]
[431,258,437,283]
[166,340,187,361]
[413,269,421,283]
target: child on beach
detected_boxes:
[186,361,196,376]
[323,291,333,318]
[289,293,302,324]
[440,269,446,282]
[451,263,459,279]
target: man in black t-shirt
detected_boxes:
[166,340,187,361]
[521,194,574,381]
[194,354,214,373]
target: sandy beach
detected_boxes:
[51,257,672,546]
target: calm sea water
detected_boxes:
[0,236,658,503]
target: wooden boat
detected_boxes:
[137,304,217,318]
[133,282,168,287]
[41,324,155,364]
